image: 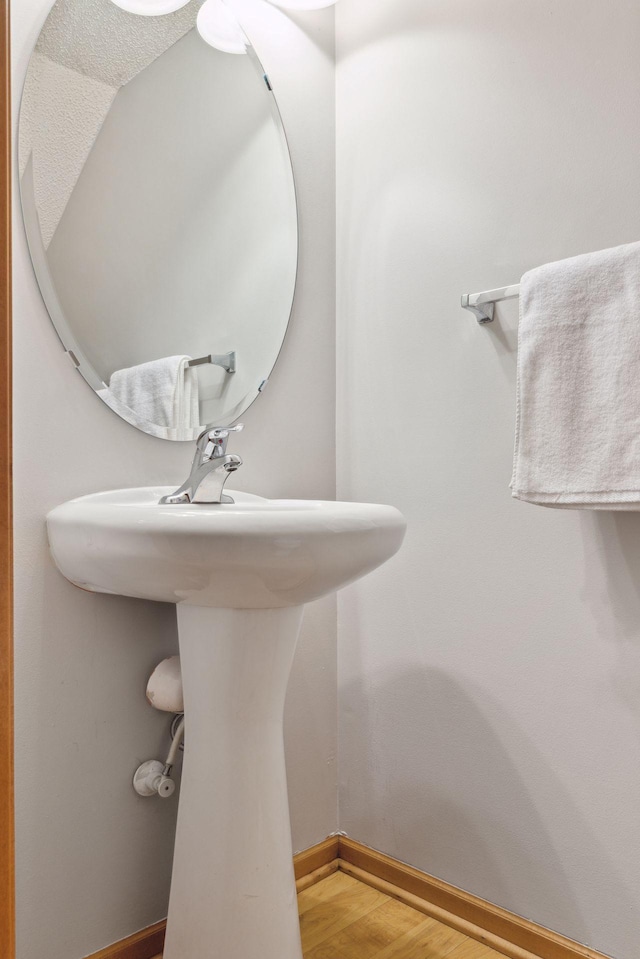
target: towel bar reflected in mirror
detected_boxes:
[187,351,236,373]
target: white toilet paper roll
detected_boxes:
[146,655,184,712]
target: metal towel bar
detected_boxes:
[460,284,520,324]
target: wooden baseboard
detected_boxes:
[83,921,166,959]
[293,835,340,881]
[337,838,612,959]
[84,837,340,959]
[82,834,612,959]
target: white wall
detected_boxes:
[336,2,640,957]
[12,2,336,958]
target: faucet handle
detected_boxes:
[199,423,244,459]
[207,423,244,440]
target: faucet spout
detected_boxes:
[159,426,243,506]
[191,453,242,504]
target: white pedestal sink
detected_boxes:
[47,488,406,959]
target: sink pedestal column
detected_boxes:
[163,604,305,959]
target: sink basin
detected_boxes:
[47,487,406,959]
[47,487,405,608]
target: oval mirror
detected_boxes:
[18,0,298,440]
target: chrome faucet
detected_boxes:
[160,424,243,505]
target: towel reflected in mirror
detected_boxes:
[99,355,200,441]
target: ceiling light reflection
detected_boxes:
[266,0,338,9]
[196,0,249,54]
[110,0,191,15]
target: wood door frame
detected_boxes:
[0,0,13,954]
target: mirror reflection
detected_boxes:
[19,0,298,439]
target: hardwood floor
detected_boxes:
[155,871,507,959]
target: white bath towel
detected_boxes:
[511,240,640,509]
[105,355,200,441]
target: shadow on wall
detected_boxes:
[582,512,640,731]
[340,662,639,950]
